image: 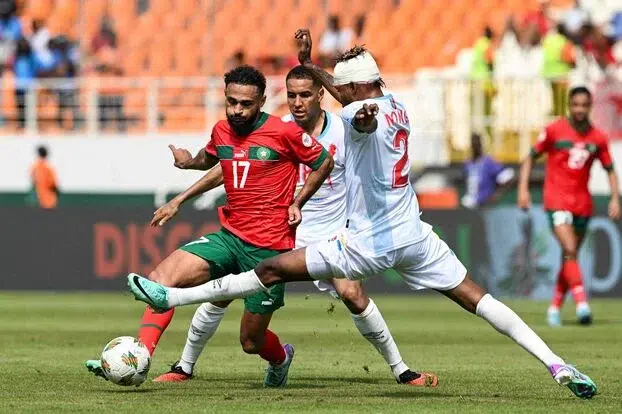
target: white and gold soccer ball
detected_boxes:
[100,336,151,386]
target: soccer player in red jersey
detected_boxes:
[518,86,620,326]
[129,31,601,399]
[86,65,333,387]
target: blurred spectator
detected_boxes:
[30,145,59,209]
[462,134,514,209]
[495,16,542,78]
[29,19,52,67]
[88,18,125,132]
[13,37,44,129]
[318,15,352,64]
[542,24,575,79]
[352,15,366,45]
[470,26,495,80]
[583,25,616,71]
[225,50,245,72]
[541,24,575,114]
[90,16,116,55]
[613,12,622,41]
[0,0,21,69]
[563,0,589,41]
[523,0,552,39]
[0,0,21,125]
[43,36,81,130]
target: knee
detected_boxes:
[562,247,578,260]
[255,258,283,287]
[239,335,264,354]
[338,284,369,314]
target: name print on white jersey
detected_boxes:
[340,94,431,254]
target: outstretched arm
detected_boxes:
[168,145,219,171]
[151,164,223,226]
[295,28,345,105]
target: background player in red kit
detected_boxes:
[518,86,620,327]
[86,65,333,387]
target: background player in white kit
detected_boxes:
[129,30,598,399]
[151,65,433,386]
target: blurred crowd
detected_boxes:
[468,0,622,84]
[225,14,366,75]
[0,0,125,131]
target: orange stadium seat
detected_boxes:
[122,43,149,76]
[24,0,54,21]
[0,0,581,133]
[150,0,174,17]
[149,46,174,76]
[55,0,79,20]
[176,0,201,19]
[163,13,185,32]
[80,0,107,40]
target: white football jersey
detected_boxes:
[339,94,432,254]
[282,112,346,246]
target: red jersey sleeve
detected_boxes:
[598,139,614,171]
[283,123,328,170]
[531,125,554,157]
[205,129,217,156]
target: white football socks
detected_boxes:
[351,299,410,379]
[178,302,227,374]
[167,270,267,307]
[476,294,565,367]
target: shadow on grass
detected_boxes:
[379,390,573,401]
[98,388,159,394]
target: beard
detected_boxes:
[227,114,256,136]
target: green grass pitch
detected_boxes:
[1,292,621,413]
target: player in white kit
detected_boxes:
[129,31,597,399]
[151,66,431,386]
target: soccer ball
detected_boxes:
[100,336,151,386]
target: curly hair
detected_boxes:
[336,45,368,63]
[224,65,266,96]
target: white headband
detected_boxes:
[332,51,380,86]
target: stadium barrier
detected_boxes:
[2,76,620,164]
[2,206,621,298]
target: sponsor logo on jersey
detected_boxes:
[233,149,247,159]
[302,133,313,147]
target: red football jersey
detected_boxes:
[206,112,328,250]
[532,118,614,216]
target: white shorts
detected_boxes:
[305,230,467,291]
[296,232,341,298]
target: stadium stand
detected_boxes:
[1,0,621,166]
